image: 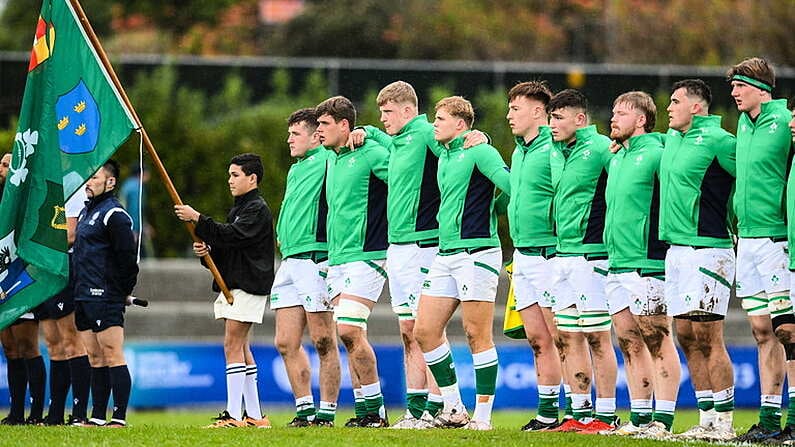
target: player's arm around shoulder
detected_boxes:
[715,131,738,177]
[363,140,390,182]
[475,143,511,194]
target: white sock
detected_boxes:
[225,363,246,420]
[472,395,494,423]
[243,364,262,419]
[361,381,385,418]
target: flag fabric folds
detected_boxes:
[0,0,136,329]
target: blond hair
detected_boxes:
[377,81,418,107]
[614,91,656,133]
[435,96,474,128]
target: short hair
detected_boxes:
[102,159,120,180]
[287,108,319,132]
[614,91,657,133]
[435,96,475,128]
[547,89,588,115]
[727,57,775,91]
[230,153,264,184]
[377,81,418,107]
[507,80,553,106]
[315,96,356,131]
[671,79,712,107]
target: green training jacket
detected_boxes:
[551,125,613,255]
[734,99,792,238]
[659,115,736,248]
[507,126,556,248]
[276,145,330,258]
[363,114,442,244]
[325,140,390,265]
[604,133,668,270]
[436,132,510,250]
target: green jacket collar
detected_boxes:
[624,132,662,152]
[445,130,471,152]
[299,145,324,160]
[398,114,427,135]
[690,114,722,131]
[515,126,552,151]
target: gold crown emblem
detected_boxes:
[74,123,87,136]
[73,101,86,113]
[57,116,70,131]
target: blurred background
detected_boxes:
[0,0,792,409]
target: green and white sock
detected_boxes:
[425,393,444,417]
[563,383,573,419]
[760,394,782,431]
[786,388,795,428]
[316,401,336,422]
[537,384,560,423]
[571,393,593,421]
[472,348,498,423]
[594,397,616,424]
[652,399,676,430]
[406,388,428,419]
[361,381,385,418]
[295,395,316,420]
[714,387,735,413]
[695,389,715,426]
[423,343,461,409]
[353,388,366,418]
[630,399,653,426]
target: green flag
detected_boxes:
[0,0,136,329]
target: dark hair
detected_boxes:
[727,57,775,90]
[508,80,553,106]
[102,159,120,180]
[547,89,588,115]
[315,96,356,130]
[230,153,264,184]
[288,108,319,131]
[672,79,712,107]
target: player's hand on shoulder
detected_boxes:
[347,128,366,150]
[463,130,487,149]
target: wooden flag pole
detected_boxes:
[69,0,235,304]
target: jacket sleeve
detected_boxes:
[478,145,511,194]
[716,134,737,178]
[195,201,271,249]
[106,210,139,297]
[366,143,390,183]
[364,125,393,149]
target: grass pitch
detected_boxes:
[0,409,758,446]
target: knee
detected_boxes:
[337,325,360,351]
[584,332,605,355]
[313,335,337,358]
[412,322,433,349]
[274,333,299,356]
[16,339,38,358]
[752,324,776,345]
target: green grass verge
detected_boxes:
[0,409,759,447]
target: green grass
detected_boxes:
[0,409,759,446]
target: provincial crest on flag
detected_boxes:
[56,79,100,154]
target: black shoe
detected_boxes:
[25,416,45,426]
[43,414,65,426]
[0,415,25,426]
[312,419,334,427]
[521,417,559,431]
[359,413,389,428]
[732,423,780,443]
[344,417,363,427]
[67,415,87,426]
[287,417,312,427]
[763,426,795,445]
